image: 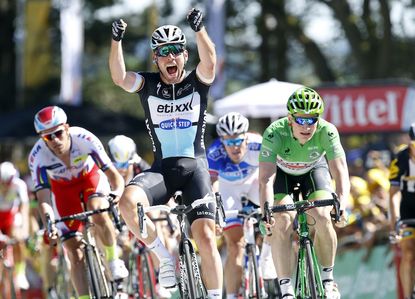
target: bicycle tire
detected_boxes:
[85,244,110,298]
[246,244,261,298]
[137,250,157,298]
[127,249,140,298]
[304,240,318,299]
[182,239,198,299]
[54,252,73,299]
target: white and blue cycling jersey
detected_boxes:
[207,132,262,229]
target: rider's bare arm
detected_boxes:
[104,164,125,201]
[195,28,216,84]
[36,188,56,230]
[388,185,401,230]
[259,161,277,213]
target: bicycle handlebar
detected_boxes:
[45,195,122,236]
[395,218,415,232]
[265,194,341,223]
[137,193,216,238]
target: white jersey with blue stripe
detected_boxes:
[207,133,262,211]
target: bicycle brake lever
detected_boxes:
[109,199,123,232]
[330,193,341,222]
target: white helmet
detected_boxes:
[151,25,186,50]
[216,112,249,137]
[108,135,137,164]
[34,106,67,133]
[0,161,17,183]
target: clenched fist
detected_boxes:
[187,8,204,32]
[112,19,127,41]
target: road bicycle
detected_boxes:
[264,187,340,299]
[0,236,21,299]
[138,191,222,299]
[46,194,122,299]
[225,206,277,298]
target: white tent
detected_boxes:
[213,79,303,118]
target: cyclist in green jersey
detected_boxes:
[258,87,350,299]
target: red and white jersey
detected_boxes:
[28,126,112,191]
[0,176,29,212]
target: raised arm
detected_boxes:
[187,8,216,83]
[109,19,140,91]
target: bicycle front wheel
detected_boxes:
[305,240,318,299]
[137,250,157,298]
[85,244,111,298]
[245,244,262,299]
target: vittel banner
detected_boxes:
[317,85,415,133]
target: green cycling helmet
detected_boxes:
[287,87,324,116]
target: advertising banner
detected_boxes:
[335,245,397,299]
[317,85,415,134]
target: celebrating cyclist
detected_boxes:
[389,123,415,299]
[259,87,350,299]
[207,112,277,298]
[0,161,30,290]
[109,8,223,297]
[27,106,129,299]
[108,135,151,183]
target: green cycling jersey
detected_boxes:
[259,117,345,175]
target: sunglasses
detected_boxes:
[155,44,185,57]
[41,129,64,142]
[114,161,130,170]
[293,116,319,126]
[222,138,245,147]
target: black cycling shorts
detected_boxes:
[273,161,334,200]
[400,191,415,227]
[128,157,215,225]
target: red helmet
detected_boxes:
[34,106,67,133]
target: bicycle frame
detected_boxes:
[266,191,340,299]
[46,195,121,298]
[225,208,266,298]
[138,192,217,299]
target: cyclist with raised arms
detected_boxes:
[258,87,349,299]
[207,112,277,298]
[0,161,30,290]
[27,106,128,299]
[389,123,415,299]
[108,135,151,183]
[109,8,223,297]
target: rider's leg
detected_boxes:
[271,195,295,296]
[308,205,337,270]
[191,218,223,294]
[63,237,90,297]
[119,186,158,245]
[88,196,129,280]
[400,237,415,299]
[119,185,175,287]
[223,226,244,296]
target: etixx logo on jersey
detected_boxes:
[160,118,192,130]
